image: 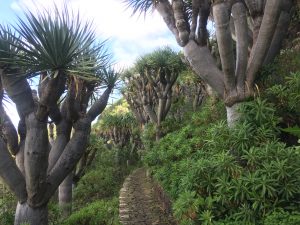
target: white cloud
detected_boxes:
[10,0,179,66]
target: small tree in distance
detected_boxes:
[123,47,186,140]
[0,7,119,225]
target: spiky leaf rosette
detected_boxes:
[12,5,101,79]
[99,67,121,89]
[0,25,20,70]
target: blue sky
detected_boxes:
[0,0,179,125]
[0,0,16,23]
[0,0,179,67]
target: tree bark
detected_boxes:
[24,113,49,206]
[213,2,235,93]
[16,141,25,176]
[246,0,282,85]
[44,117,91,203]
[183,41,225,98]
[232,1,249,93]
[1,72,34,117]
[263,8,291,65]
[14,202,48,225]
[156,124,163,141]
[226,102,242,128]
[59,173,73,218]
[0,138,27,203]
[87,87,112,121]
[48,119,72,172]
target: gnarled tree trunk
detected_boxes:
[149,0,294,127]
[14,202,48,225]
[59,173,73,217]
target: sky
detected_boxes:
[0,0,180,126]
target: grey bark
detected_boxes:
[24,113,49,207]
[87,87,112,121]
[213,2,235,93]
[59,173,73,217]
[0,138,27,203]
[48,119,72,172]
[14,202,48,225]
[246,0,282,85]
[1,72,34,117]
[0,105,19,155]
[264,3,292,65]
[44,117,91,203]
[232,2,249,93]
[226,102,242,128]
[16,141,25,176]
[183,41,225,98]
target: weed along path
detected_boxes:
[119,168,176,225]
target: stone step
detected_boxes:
[119,167,176,225]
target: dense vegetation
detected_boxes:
[141,44,300,224]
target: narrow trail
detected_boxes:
[119,168,176,225]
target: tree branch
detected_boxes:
[0,105,19,155]
[246,0,282,86]
[183,41,225,98]
[264,1,292,65]
[1,70,34,117]
[0,137,27,203]
[87,87,112,121]
[172,0,190,45]
[197,0,210,46]
[155,0,182,46]
[48,119,72,172]
[45,117,91,203]
[37,73,66,122]
[213,2,235,93]
[232,1,248,93]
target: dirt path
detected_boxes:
[119,168,175,225]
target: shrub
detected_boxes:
[0,184,16,225]
[73,145,133,209]
[144,98,300,224]
[263,210,300,225]
[74,168,119,206]
[63,198,120,225]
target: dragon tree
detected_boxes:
[125,0,294,126]
[0,7,118,225]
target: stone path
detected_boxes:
[119,168,176,225]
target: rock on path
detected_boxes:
[119,168,176,225]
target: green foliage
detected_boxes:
[257,48,300,145]
[267,72,300,115]
[48,201,62,225]
[282,126,300,138]
[0,183,16,225]
[63,134,137,224]
[135,46,185,75]
[0,25,20,68]
[0,210,14,225]
[74,168,118,206]
[73,143,133,209]
[263,210,300,225]
[63,198,120,225]
[144,98,300,225]
[94,99,140,149]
